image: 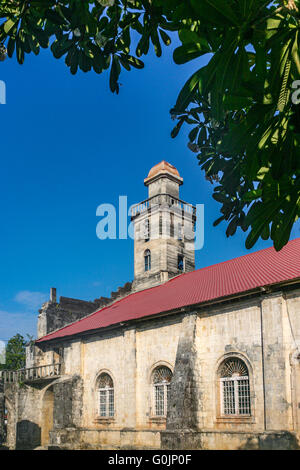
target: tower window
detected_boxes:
[144,219,150,242]
[144,249,151,272]
[170,213,174,238]
[177,223,183,241]
[159,214,162,237]
[178,255,184,271]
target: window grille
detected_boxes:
[152,366,172,417]
[219,358,250,416]
[144,249,151,272]
[97,373,114,418]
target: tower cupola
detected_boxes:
[144,161,183,199]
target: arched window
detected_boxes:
[97,373,114,417]
[152,366,172,417]
[218,357,250,416]
[144,249,151,272]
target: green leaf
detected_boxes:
[28,35,40,55]
[125,55,144,69]
[171,119,184,138]
[159,29,171,46]
[119,54,131,71]
[136,32,149,57]
[4,18,18,35]
[51,38,73,59]
[213,215,226,226]
[226,217,239,237]
[188,126,199,142]
[70,48,79,74]
[173,41,210,64]
[174,68,205,112]
[243,189,262,202]
[109,55,121,93]
[7,37,15,57]
[245,199,283,249]
[16,38,24,64]
[150,28,162,57]
[190,0,239,26]
[223,94,252,110]
[45,9,66,26]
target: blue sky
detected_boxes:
[0,35,299,342]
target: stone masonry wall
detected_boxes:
[53,376,83,430]
[166,314,199,430]
[5,286,300,450]
[37,284,132,340]
[0,378,5,444]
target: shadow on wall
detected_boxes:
[16,420,41,450]
[161,430,300,450]
[239,432,300,450]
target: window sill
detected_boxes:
[94,417,115,424]
[216,415,254,424]
[149,416,167,423]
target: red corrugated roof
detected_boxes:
[37,238,300,343]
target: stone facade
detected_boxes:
[37,283,132,340]
[2,286,300,450]
[0,378,5,445]
[1,162,300,450]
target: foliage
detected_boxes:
[0,0,299,250]
[2,334,27,371]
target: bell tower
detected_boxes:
[131,161,196,292]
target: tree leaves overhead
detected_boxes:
[169,0,300,251]
[0,0,299,250]
[0,0,175,89]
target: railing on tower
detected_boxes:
[131,194,196,218]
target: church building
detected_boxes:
[1,161,300,450]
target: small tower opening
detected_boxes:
[144,249,151,272]
[144,219,150,242]
[178,255,184,272]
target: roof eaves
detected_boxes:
[36,276,300,345]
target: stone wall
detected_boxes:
[4,286,300,450]
[161,430,300,450]
[62,316,183,432]
[2,382,42,449]
[37,284,132,341]
[166,314,199,431]
[49,428,161,450]
[2,375,83,449]
[46,287,300,449]
[0,378,5,444]
[3,383,17,448]
[52,376,83,430]
[37,298,102,339]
